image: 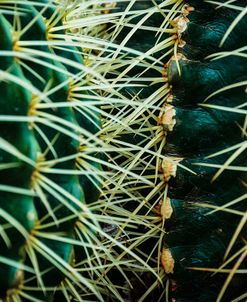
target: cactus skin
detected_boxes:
[104,1,246,301]
[0,1,102,300]
[162,1,247,301]
[1,1,246,301]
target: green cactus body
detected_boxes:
[99,1,246,301]
[0,1,102,300]
[160,1,247,301]
[1,1,246,301]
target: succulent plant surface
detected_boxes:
[0,0,106,300]
[0,0,247,302]
[1,1,173,301]
[162,2,247,301]
[93,1,247,301]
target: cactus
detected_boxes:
[1,0,246,302]
[0,1,151,301]
[0,1,164,301]
[96,1,247,301]
[161,2,247,301]
[0,0,106,300]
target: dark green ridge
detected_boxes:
[12,4,53,90]
[0,252,26,296]
[35,0,102,136]
[164,226,232,249]
[35,175,84,230]
[172,282,246,302]
[0,63,38,187]
[24,233,74,288]
[163,199,238,246]
[169,86,247,109]
[0,39,38,292]
[164,2,247,301]
[167,247,246,301]
[165,198,243,228]
[169,280,221,301]
[164,106,244,156]
[167,153,246,197]
[0,192,37,244]
[168,56,247,104]
[163,234,227,282]
[0,12,38,297]
[168,183,246,213]
[183,7,247,59]
[0,14,13,68]
[35,0,103,205]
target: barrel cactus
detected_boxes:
[0,0,163,300]
[96,1,247,301]
[0,0,104,300]
[161,1,246,301]
[1,0,246,302]
[0,1,134,301]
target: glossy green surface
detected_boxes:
[0,0,102,299]
[165,1,247,301]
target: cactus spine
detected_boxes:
[94,1,247,301]
[0,1,113,300]
[0,1,165,301]
[0,0,246,302]
[161,2,246,301]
